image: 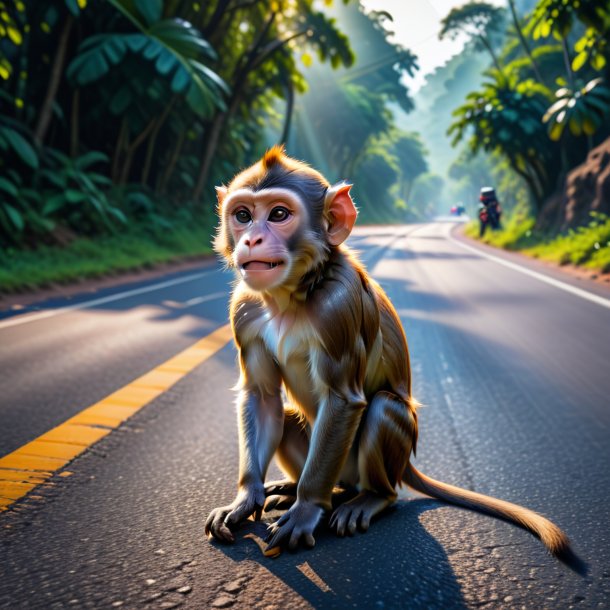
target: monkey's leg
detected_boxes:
[265,406,310,512]
[330,391,416,536]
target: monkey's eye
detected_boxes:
[268,206,291,222]
[234,209,252,224]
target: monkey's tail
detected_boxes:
[403,463,574,562]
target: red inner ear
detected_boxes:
[328,186,357,246]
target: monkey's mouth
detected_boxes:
[241,260,285,271]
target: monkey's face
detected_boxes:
[222,187,308,291]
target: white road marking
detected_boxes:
[446,227,610,310]
[1,228,413,330]
[185,292,228,307]
[0,269,221,330]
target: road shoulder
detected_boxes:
[0,255,217,314]
[451,223,610,300]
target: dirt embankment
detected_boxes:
[539,137,610,231]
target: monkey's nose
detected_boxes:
[245,236,263,247]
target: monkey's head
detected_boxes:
[214,145,357,293]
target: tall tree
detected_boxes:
[191,1,354,200]
[439,2,507,73]
[506,0,545,85]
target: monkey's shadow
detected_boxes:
[211,498,468,609]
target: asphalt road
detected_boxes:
[1,222,609,609]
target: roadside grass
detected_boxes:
[0,223,214,293]
[464,212,610,273]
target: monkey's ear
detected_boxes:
[326,182,357,246]
[215,186,228,209]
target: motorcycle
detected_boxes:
[478,188,502,236]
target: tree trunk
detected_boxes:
[403,178,414,203]
[561,38,575,89]
[192,111,227,200]
[202,0,232,39]
[34,15,74,147]
[507,0,546,85]
[190,13,271,201]
[478,34,503,74]
[280,79,294,145]
[157,130,186,195]
[514,166,543,212]
[141,98,176,186]
[70,89,80,157]
[119,118,158,185]
[112,118,128,183]
[192,14,309,200]
[15,24,29,121]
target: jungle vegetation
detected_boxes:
[417,0,610,222]
[1,0,610,288]
[0,0,427,258]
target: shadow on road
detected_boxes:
[210,499,468,609]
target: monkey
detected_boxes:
[204,145,572,560]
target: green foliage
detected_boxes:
[39,149,126,233]
[0,169,51,242]
[448,72,556,208]
[353,145,400,223]
[0,221,214,293]
[67,6,228,117]
[439,1,506,68]
[1,0,365,254]
[302,10,355,70]
[0,122,38,169]
[442,0,610,224]
[289,1,423,222]
[466,210,610,273]
[337,8,419,114]
[448,148,496,215]
[573,28,608,72]
[529,0,610,73]
[466,210,537,249]
[543,78,610,139]
[340,127,428,223]
[525,212,610,270]
[388,131,428,182]
[449,73,549,152]
[305,82,394,179]
[502,43,563,84]
[440,2,506,43]
[529,0,604,40]
[409,173,445,219]
[0,148,128,247]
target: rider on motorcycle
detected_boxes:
[478,187,502,237]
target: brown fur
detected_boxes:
[205,147,573,564]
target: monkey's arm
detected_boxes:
[265,392,365,550]
[205,341,283,543]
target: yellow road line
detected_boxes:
[0,323,233,512]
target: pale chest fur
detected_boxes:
[260,308,324,422]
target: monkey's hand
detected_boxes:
[264,500,324,551]
[204,485,265,543]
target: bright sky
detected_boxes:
[360,0,505,91]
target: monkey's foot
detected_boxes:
[264,480,297,512]
[329,490,394,536]
[264,479,297,496]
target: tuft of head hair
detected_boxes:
[261,144,287,171]
[225,146,329,200]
